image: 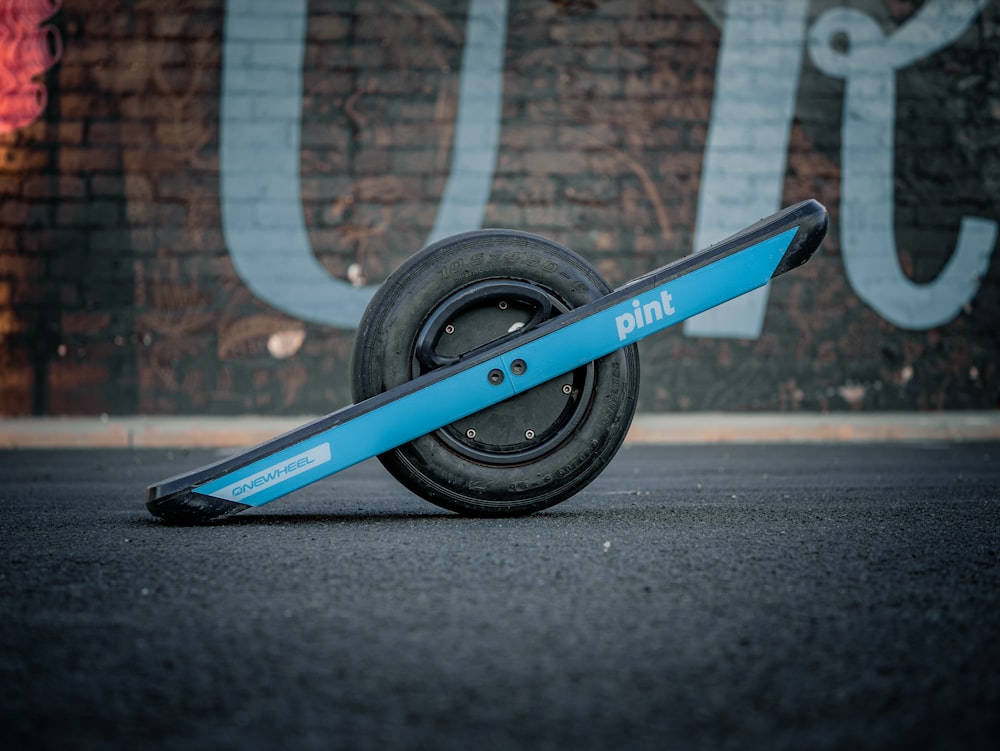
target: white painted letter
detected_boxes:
[219,0,508,329]
[684,0,810,339]
[808,0,997,329]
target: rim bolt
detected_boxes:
[511,359,526,375]
[445,324,455,335]
[466,428,476,439]
[498,301,508,310]
[561,384,572,394]
[488,369,504,385]
[524,429,535,440]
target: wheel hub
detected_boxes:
[412,279,596,466]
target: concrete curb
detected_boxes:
[625,412,1000,444]
[1,412,999,449]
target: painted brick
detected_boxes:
[57,202,123,227]
[20,176,86,200]
[57,148,121,173]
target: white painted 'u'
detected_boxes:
[219,0,507,328]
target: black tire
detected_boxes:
[351,229,640,516]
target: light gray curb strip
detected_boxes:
[626,412,1000,444]
[1,413,999,449]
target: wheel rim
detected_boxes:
[411,278,597,466]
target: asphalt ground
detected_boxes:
[1,443,998,751]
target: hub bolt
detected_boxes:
[445,324,455,335]
[561,384,572,394]
[466,428,476,439]
[524,429,536,440]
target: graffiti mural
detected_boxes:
[219,0,998,338]
[0,0,998,416]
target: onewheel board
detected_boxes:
[147,199,828,523]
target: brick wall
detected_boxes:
[1,0,998,416]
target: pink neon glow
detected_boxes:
[0,0,63,134]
